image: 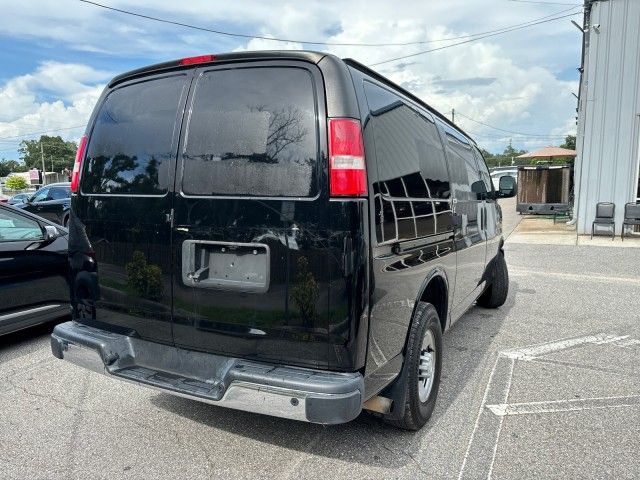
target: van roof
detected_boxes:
[108,50,328,87]
[109,50,473,143]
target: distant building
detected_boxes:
[574,0,640,234]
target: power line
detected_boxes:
[0,125,86,142]
[456,112,568,138]
[80,0,579,48]
[369,11,581,66]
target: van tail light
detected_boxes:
[328,118,367,197]
[71,134,87,193]
[179,54,216,65]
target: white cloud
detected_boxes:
[0,0,582,154]
[0,62,109,155]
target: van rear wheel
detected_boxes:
[477,250,509,308]
[384,302,442,431]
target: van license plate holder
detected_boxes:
[182,240,270,293]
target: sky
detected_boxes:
[0,0,583,162]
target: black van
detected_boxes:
[51,51,513,430]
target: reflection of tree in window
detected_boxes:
[83,75,184,195]
[88,154,163,194]
[182,68,318,197]
[246,105,308,164]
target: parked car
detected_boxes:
[7,192,31,205]
[490,169,518,191]
[51,51,515,430]
[0,204,69,336]
[16,182,71,226]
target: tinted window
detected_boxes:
[445,133,485,201]
[364,81,451,243]
[473,147,493,196]
[31,187,49,203]
[0,209,43,242]
[49,187,70,200]
[83,75,186,195]
[182,67,317,197]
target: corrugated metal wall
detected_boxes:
[575,0,640,234]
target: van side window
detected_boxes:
[83,75,186,195]
[473,146,493,196]
[181,67,318,198]
[444,134,486,201]
[363,81,451,243]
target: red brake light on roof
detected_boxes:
[179,54,216,65]
[328,118,367,197]
[71,134,87,193]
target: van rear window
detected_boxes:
[83,75,186,195]
[181,67,318,197]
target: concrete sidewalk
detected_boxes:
[507,216,640,248]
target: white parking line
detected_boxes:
[457,355,501,480]
[510,268,640,286]
[459,332,640,478]
[487,358,515,480]
[501,334,629,361]
[486,395,640,416]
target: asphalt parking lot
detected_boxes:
[1,197,639,479]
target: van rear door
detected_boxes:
[75,73,189,344]
[171,62,332,368]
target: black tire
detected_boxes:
[63,214,69,227]
[477,250,509,308]
[384,302,443,431]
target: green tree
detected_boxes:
[560,135,576,150]
[0,159,26,177]
[480,142,528,167]
[18,135,77,172]
[5,176,29,191]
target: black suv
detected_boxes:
[51,51,514,430]
[18,182,71,226]
[0,204,69,335]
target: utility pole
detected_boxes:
[451,108,455,124]
[510,138,515,166]
[40,140,46,185]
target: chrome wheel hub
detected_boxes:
[418,330,436,403]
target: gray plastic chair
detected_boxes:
[622,202,640,241]
[591,202,615,240]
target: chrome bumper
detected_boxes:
[51,321,363,424]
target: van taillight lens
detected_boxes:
[328,118,367,197]
[179,54,216,65]
[71,134,87,193]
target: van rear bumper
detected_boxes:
[51,321,363,424]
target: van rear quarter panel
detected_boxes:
[347,67,457,395]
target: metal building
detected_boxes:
[573,0,640,235]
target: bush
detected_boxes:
[291,256,319,326]
[125,250,165,301]
[5,176,28,191]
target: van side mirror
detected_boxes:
[498,176,516,198]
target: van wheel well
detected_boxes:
[419,276,447,332]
